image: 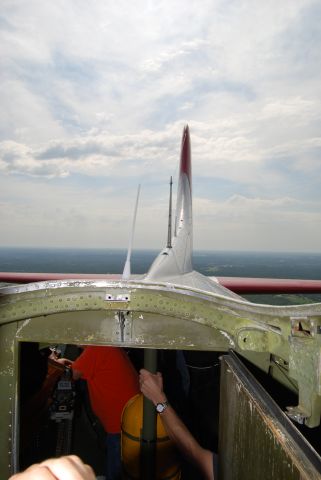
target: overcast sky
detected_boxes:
[1,0,321,252]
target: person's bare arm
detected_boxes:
[9,455,95,480]
[53,358,82,381]
[139,369,214,480]
[71,366,82,380]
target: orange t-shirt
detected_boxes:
[73,346,139,433]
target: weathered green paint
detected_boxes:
[219,353,321,479]
[288,336,321,427]
[0,322,19,477]
[0,279,321,476]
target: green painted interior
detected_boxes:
[0,280,320,477]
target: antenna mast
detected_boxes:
[122,184,141,280]
[166,176,173,248]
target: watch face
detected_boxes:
[156,402,168,413]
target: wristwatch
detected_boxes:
[156,401,169,413]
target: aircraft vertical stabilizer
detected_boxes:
[144,126,241,298]
[145,125,193,281]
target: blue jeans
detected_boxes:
[106,432,121,480]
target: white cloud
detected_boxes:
[193,194,321,252]
[1,0,321,251]
[141,40,210,73]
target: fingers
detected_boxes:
[9,456,95,480]
[139,368,166,406]
[155,372,163,387]
[56,358,73,366]
[139,369,162,379]
[39,455,95,480]
[9,464,57,479]
[139,370,163,390]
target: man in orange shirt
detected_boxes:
[71,346,139,480]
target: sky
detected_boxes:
[1,0,321,252]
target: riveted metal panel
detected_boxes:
[219,353,321,480]
[0,322,19,478]
[1,280,321,476]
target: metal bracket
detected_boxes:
[105,293,130,302]
[286,406,308,425]
[115,310,132,343]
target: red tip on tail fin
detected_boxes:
[180,125,192,187]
